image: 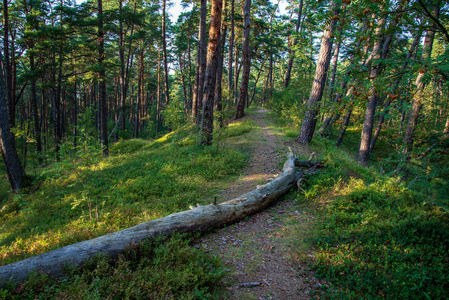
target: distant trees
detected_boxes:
[0,0,447,182]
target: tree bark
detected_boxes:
[162,0,170,108]
[404,9,439,162]
[0,150,316,287]
[295,1,339,144]
[227,0,235,92]
[318,19,367,135]
[156,48,161,135]
[357,13,388,166]
[249,59,266,106]
[118,0,126,135]
[369,31,421,153]
[215,8,227,129]
[192,0,208,124]
[233,0,252,120]
[283,0,304,88]
[98,0,108,156]
[336,106,353,147]
[0,56,26,191]
[3,0,14,127]
[200,0,223,145]
[29,49,43,161]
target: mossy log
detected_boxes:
[0,150,319,286]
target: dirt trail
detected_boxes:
[195,110,325,300]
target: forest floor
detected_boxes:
[194,110,328,300]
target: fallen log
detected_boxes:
[0,150,319,287]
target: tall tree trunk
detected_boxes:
[327,36,341,105]
[187,44,193,111]
[227,0,234,92]
[215,6,227,129]
[156,48,162,135]
[134,49,144,138]
[404,4,440,163]
[200,0,223,145]
[319,19,368,135]
[295,1,339,144]
[336,106,353,147]
[233,44,239,103]
[358,3,405,165]
[3,0,14,127]
[357,15,387,166]
[249,59,266,106]
[192,0,208,123]
[162,0,170,108]
[233,0,251,120]
[283,0,304,88]
[118,0,126,135]
[369,31,421,153]
[98,0,108,156]
[179,52,189,116]
[73,64,77,149]
[29,50,42,161]
[1,55,26,191]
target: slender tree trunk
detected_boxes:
[162,0,170,108]
[134,49,144,138]
[192,0,208,123]
[233,0,251,120]
[295,1,339,144]
[357,14,388,166]
[118,0,126,135]
[1,56,26,191]
[3,0,14,127]
[327,36,341,104]
[284,0,304,88]
[98,0,108,156]
[215,10,227,129]
[336,106,353,147]
[29,50,42,161]
[156,48,162,135]
[228,0,234,92]
[73,64,77,149]
[200,0,223,145]
[187,44,193,111]
[249,59,266,106]
[234,44,240,102]
[369,31,421,153]
[54,46,63,156]
[179,52,189,116]
[404,5,440,162]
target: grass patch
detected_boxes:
[289,137,449,299]
[0,234,224,299]
[0,125,249,267]
[267,111,449,298]
[222,118,255,137]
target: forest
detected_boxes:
[0,0,448,298]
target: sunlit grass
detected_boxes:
[0,124,251,267]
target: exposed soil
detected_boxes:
[195,110,326,300]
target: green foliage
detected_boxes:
[162,98,186,131]
[0,125,248,266]
[293,140,449,299]
[0,234,225,299]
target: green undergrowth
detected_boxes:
[265,112,449,299]
[0,233,225,299]
[0,123,251,268]
[284,135,448,299]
